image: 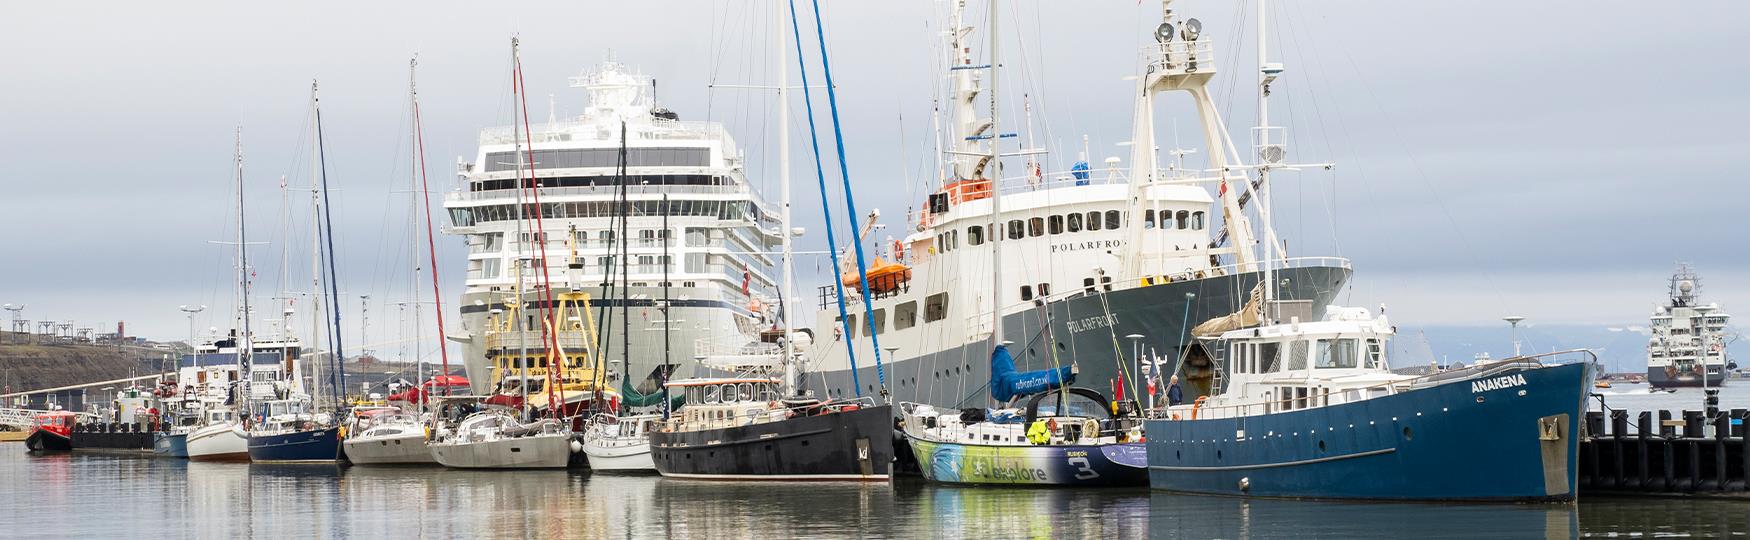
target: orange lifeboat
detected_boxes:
[842,258,912,294]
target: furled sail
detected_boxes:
[1190,282,1264,337]
[620,365,683,409]
[989,345,1075,404]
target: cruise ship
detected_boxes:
[444,61,780,395]
[1647,264,1733,388]
[798,1,1350,408]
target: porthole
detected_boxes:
[1175,450,1182,460]
[1402,427,1413,441]
[1056,342,1067,351]
[1216,450,1223,460]
[1317,440,1326,452]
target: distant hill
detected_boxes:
[1391,324,1746,375]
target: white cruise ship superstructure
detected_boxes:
[444,61,780,395]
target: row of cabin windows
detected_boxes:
[1229,338,1387,374]
[682,382,780,405]
[942,210,1208,252]
[836,293,948,339]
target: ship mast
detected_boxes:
[986,0,1004,350]
[777,0,799,398]
[1256,0,1282,319]
[232,127,254,417]
[510,38,531,420]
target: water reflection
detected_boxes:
[1149,493,1577,539]
[6,451,1750,538]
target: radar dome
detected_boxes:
[1679,280,1695,293]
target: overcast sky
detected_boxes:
[3,0,1747,352]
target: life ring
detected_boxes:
[1083,419,1099,439]
[1190,396,1209,420]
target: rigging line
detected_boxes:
[786,0,862,398]
[514,54,566,420]
[314,87,348,405]
[411,63,453,396]
[806,0,887,394]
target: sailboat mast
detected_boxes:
[408,56,426,404]
[234,127,254,415]
[314,80,347,407]
[777,0,799,398]
[309,85,325,408]
[617,121,630,411]
[510,38,531,419]
[986,0,1003,348]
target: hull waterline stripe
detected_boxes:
[1149,447,1396,472]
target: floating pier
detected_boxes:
[1580,408,1749,496]
[69,422,155,453]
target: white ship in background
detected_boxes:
[1647,263,1733,388]
[444,61,780,395]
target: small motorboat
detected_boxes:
[24,411,77,453]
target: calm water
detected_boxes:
[3,384,1746,539]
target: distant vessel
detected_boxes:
[1146,305,1598,501]
[1646,264,1732,388]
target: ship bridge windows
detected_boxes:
[1085,211,1102,231]
[1067,213,1084,233]
[1315,339,1360,369]
[1028,217,1044,237]
[1048,215,1064,235]
[967,225,985,246]
[1007,219,1024,240]
[1104,210,1121,230]
[472,174,726,192]
[870,309,887,336]
[482,148,710,172]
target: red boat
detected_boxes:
[387,375,472,405]
[25,411,76,453]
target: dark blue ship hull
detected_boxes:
[247,427,343,463]
[1146,361,1595,501]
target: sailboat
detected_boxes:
[647,0,893,481]
[346,59,446,466]
[581,134,672,473]
[429,39,579,470]
[186,130,256,464]
[896,0,1147,486]
[246,82,345,464]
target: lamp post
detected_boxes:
[1503,316,1525,358]
[180,305,206,368]
[1694,304,1718,428]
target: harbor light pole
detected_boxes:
[180,305,206,367]
[1694,304,1717,429]
[1503,316,1525,358]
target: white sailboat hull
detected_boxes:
[430,433,572,469]
[582,438,655,472]
[186,423,250,462]
[343,431,437,465]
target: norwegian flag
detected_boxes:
[1219,179,1228,196]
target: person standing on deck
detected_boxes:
[1167,376,1183,406]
